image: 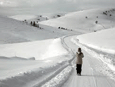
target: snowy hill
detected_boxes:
[0,15,50,43]
[1,8,115,87]
[0,14,77,59]
[0,12,74,87]
[40,8,115,32]
[9,15,49,22]
[0,15,76,44]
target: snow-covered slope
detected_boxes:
[9,15,48,22]
[0,38,68,60]
[40,8,115,32]
[0,15,50,43]
[0,15,76,44]
[0,14,74,87]
[1,8,115,87]
[77,28,115,54]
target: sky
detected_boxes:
[0,0,115,16]
[0,0,115,7]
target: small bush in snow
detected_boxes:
[37,19,40,21]
[30,21,32,25]
[33,21,36,26]
[32,22,39,28]
[61,27,65,30]
[57,15,61,17]
[46,17,48,20]
[103,12,107,15]
[95,21,98,24]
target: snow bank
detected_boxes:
[0,39,53,60]
[0,61,70,87]
[0,38,68,60]
[41,38,68,59]
[41,66,72,87]
[77,28,115,54]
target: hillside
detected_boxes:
[40,8,115,33]
[1,8,115,87]
[0,15,75,44]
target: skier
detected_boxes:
[76,48,84,75]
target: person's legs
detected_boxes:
[77,64,80,74]
[79,64,82,75]
[76,64,82,75]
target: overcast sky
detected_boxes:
[0,0,115,7]
[0,0,115,15]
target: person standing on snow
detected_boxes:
[76,48,84,75]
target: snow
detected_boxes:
[0,39,53,60]
[41,66,72,87]
[1,8,115,87]
[76,28,115,54]
[72,28,115,80]
[9,15,38,21]
[40,8,115,33]
[0,38,68,60]
[41,38,68,59]
[0,10,76,87]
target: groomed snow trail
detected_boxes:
[62,36,115,87]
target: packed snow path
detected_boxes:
[62,35,115,87]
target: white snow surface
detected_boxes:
[1,8,115,87]
[40,8,115,33]
[0,38,68,60]
[9,15,38,21]
[77,28,115,54]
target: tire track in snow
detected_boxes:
[25,36,75,87]
[40,66,72,87]
[34,36,75,87]
[88,60,97,87]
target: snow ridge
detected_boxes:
[41,66,72,87]
[61,36,75,62]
